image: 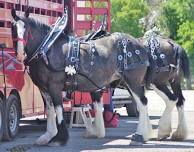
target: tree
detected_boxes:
[178,21,194,75]
[159,0,194,76]
[159,0,194,38]
[110,0,149,37]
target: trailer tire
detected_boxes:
[3,94,21,141]
[125,97,139,117]
[0,98,4,141]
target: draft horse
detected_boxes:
[11,9,151,146]
[137,36,190,141]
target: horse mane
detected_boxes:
[22,17,50,33]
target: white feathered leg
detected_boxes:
[35,92,57,145]
[85,100,105,138]
[171,105,188,140]
[131,91,152,144]
[93,100,105,138]
[151,85,177,140]
[35,105,57,145]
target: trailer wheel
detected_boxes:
[0,98,4,141]
[125,97,139,117]
[3,94,21,141]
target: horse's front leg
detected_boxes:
[85,98,105,138]
[151,84,177,140]
[47,87,69,146]
[35,90,57,145]
[129,86,153,145]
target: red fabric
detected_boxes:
[71,90,110,105]
[72,91,92,104]
[103,111,119,128]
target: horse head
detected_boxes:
[11,8,50,63]
[11,8,32,62]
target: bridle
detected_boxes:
[13,26,33,47]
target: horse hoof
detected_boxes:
[35,140,48,146]
[157,134,170,141]
[171,131,186,141]
[83,130,97,138]
[130,140,144,146]
[48,141,65,147]
[35,136,50,145]
[130,134,145,145]
[157,133,170,141]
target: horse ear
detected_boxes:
[25,7,30,18]
[11,8,20,21]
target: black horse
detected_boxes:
[11,9,152,146]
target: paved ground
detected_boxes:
[0,90,194,152]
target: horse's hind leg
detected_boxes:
[126,84,152,144]
[151,84,177,140]
[35,90,57,145]
[170,82,188,140]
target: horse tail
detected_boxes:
[180,47,190,79]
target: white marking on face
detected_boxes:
[55,106,64,125]
[15,20,26,56]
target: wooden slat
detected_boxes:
[5,0,63,12]
[76,7,91,14]
[93,8,108,15]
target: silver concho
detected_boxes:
[118,55,123,60]
[127,52,132,57]
[91,61,94,65]
[153,55,157,60]
[135,50,140,55]
[160,53,165,59]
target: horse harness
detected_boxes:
[117,38,149,73]
[144,32,179,74]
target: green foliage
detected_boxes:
[160,0,194,39]
[110,0,149,37]
[178,21,194,75]
[159,0,194,75]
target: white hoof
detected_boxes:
[35,132,54,145]
[158,126,171,140]
[171,129,187,141]
[83,129,97,138]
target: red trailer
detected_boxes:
[0,0,111,141]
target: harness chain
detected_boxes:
[117,35,149,73]
[145,33,170,73]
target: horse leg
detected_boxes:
[151,84,177,140]
[93,99,105,138]
[170,82,188,140]
[128,85,152,145]
[85,94,105,138]
[47,89,69,146]
[35,91,57,145]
